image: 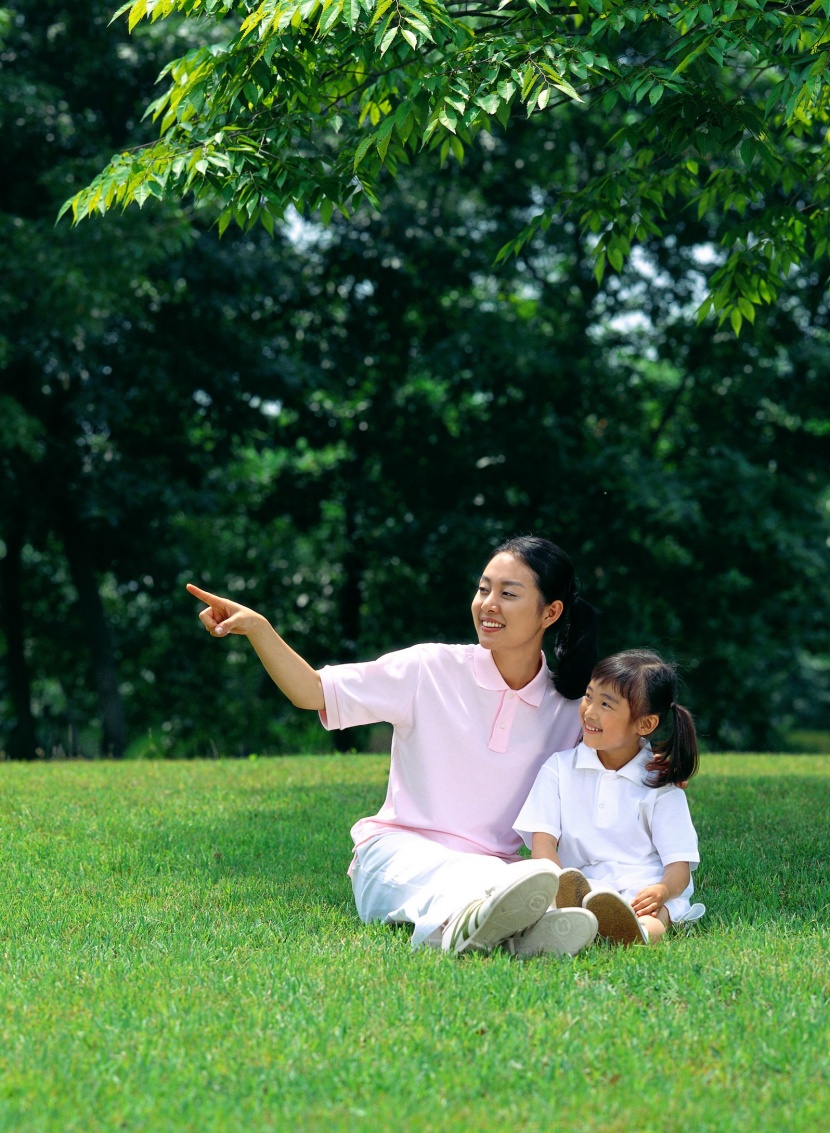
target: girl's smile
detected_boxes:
[580,680,652,769]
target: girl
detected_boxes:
[187,536,601,956]
[514,649,705,945]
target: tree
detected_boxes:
[3,4,829,757]
[0,1,176,756]
[198,102,830,749]
[0,2,267,756]
[65,0,830,330]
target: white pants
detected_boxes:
[351,831,554,948]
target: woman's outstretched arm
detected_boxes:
[186,583,325,710]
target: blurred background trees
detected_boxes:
[2,1,829,759]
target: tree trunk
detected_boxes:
[61,521,127,758]
[0,517,40,760]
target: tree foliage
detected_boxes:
[65,0,830,328]
[3,2,830,759]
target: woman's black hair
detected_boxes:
[492,535,599,700]
[590,649,699,787]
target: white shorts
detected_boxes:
[351,831,530,948]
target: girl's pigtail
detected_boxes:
[648,702,699,786]
[552,593,599,700]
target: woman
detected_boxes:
[187,536,600,956]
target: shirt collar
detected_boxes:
[472,645,551,706]
[575,740,653,782]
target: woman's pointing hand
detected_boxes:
[186,583,263,638]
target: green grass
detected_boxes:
[0,755,828,1132]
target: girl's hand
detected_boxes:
[631,884,668,917]
[186,583,265,638]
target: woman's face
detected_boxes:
[471,552,562,654]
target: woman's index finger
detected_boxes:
[186,583,224,606]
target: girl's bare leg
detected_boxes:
[638,906,671,944]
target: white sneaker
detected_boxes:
[583,890,647,946]
[441,861,559,954]
[505,908,598,957]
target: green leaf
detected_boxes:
[476,91,501,115]
[551,76,583,103]
[127,0,147,33]
[380,26,397,55]
[353,133,375,169]
[438,105,458,133]
[602,89,619,112]
[607,245,624,271]
[319,2,344,35]
[738,297,756,323]
[671,35,712,77]
[344,0,362,31]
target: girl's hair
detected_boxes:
[493,535,599,700]
[590,649,699,787]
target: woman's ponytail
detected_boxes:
[551,592,599,700]
[492,535,598,700]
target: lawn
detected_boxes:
[0,755,827,1132]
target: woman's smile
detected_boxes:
[470,550,563,672]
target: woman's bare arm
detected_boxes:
[186,584,324,710]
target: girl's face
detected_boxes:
[471,552,562,655]
[580,681,655,765]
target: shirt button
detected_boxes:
[499,722,506,729]
[507,692,515,699]
[599,803,605,809]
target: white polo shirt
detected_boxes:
[514,742,702,914]
[319,643,582,860]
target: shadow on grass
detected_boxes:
[126,769,830,934]
[112,777,384,918]
[11,764,825,942]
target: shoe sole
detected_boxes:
[556,868,591,909]
[448,867,559,954]
[584,891,644,946]
[507,908,598,957]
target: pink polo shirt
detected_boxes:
[319,643,582,860]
